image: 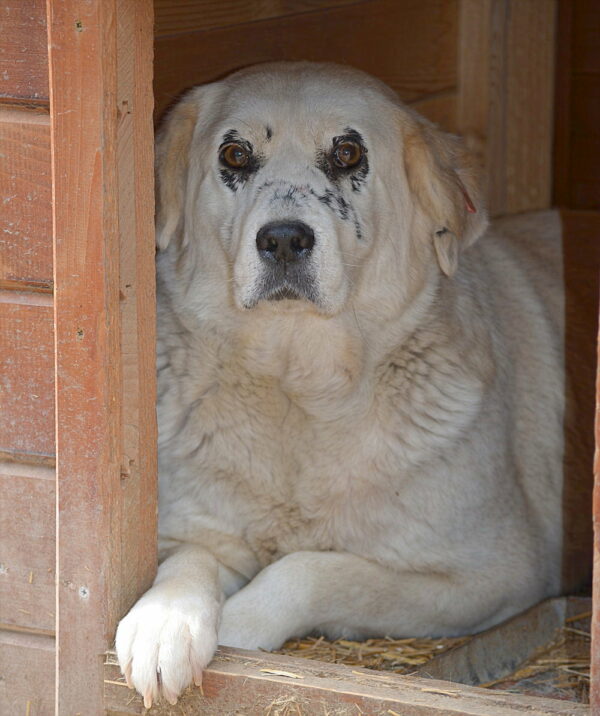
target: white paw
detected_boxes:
[115,588,220,708]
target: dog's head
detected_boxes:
[156,62,487,318]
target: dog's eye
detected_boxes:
[333,141,363,168]
[220,143,250,169]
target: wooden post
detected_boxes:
[592,309,600,714]
[47,1,156,712]
[457,0,557,216]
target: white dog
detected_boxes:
[116,62,590,707]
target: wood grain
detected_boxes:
[104,646,589,715]
[48,0,156,713]
[154,0,458,119]
[0,109,52,288]
[0,463,55,633]
[504,0,556,213]
[0,630,54,716]
[0,302,54,457]
[456,0,557,216]
[0,0,49,102]
[116,0,159,622]
[154,0,365,35]
[553,0,600,210]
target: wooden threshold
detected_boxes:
[104,646,588,715]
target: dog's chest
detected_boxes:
[158,328,482,568]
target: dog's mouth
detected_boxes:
[265,286,302,301]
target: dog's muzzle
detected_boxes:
[255,221,317,302]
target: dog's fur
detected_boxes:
[116,62,591,707]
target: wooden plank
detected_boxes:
[154,0,366,36]
[560,209,599,594]
[116,0,159,621]
[0,0,49,103]
[154,0,458,119]
[569,74,600,209]
[104,647,589,715]
[572,0,600,74]
[409,91,457,133]
[589,228,600,710]
[0,630,55,716]
[48,0,156,713]
[0,301,54,457]
[552,0,573,207]
[416,598,568,685]
[0,463,55,634]
[0,108,53,289]
[457,0,556,216]
[504,0,556,213]
[456,0,495,201]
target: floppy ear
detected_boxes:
[403,118,488,276]
[155,88,205,251]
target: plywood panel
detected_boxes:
[0,463,55,633]
[0,0,49,103]
[154,0,458,118]
[0,300,54,457]
[0,630,54,716]
[0,109,52,290]
[154,0,364,35]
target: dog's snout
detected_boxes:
[256,221,315,262]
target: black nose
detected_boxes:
[256,221,315,263]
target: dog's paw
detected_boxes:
[115,590,219,708]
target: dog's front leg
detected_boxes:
[218,550,505,650]
[115,544,224,707]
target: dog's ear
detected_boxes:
[155,87,207,251]
[403,118,488,276]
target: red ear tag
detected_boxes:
[461,186,477,214]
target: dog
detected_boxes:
[115,62,593,707]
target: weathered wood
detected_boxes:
[48,0,156,713]
[409,91,457,133]
[0,630,55,716]
[0,462,55,634]
[457,0,556,216]
[416,598,580,686]
[104,647,589,715]
[154,0,365,36]
[0,300,54,457]
[154,0,458,119]
[0,0,48,102]
[503,0,556,214]
[116,0,159,622]
[559,209,599,595]
[0,108,52,288]
[591,216,600,716]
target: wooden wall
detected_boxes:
[554,0,600,210]
[154,0,557,217]
[154,0,460,131]
[0,3,55,714]
[1,2,157,714]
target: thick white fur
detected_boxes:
[116,63,569,706]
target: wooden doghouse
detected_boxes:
[1,1,599,714]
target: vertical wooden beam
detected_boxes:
[47,1,156,713]
[457,0,557,216]
[592,301,600,716]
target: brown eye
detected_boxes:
[333,141,362,168]
[220,143,250,169]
